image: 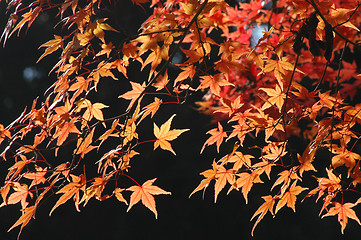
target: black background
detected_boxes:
[1,1,361,239]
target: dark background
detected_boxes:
[1,1,361,239]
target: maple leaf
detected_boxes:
[271,169,300,192]
[8,206,36,233]
[114,188,128,205]
[215,96,244,116]
[174,65,197,86]
[97,119,119,148]
[261,56,303,86]
[304,169,341,202]
[322,202,361,234]
[297,150,317,177]
[331,149,360,170]
[260,85,286,113]
[50,174,86,215]
[37,35,63,62]
[11,7,41,36]
[350,162,361,187]
[80,177,110,206]
[201,122,227,153]
[75,129,96,158]
[92,18,119,43]
[91,61,118,88]
[96,42,114,58]
[152,71,169,91]
[322,5,360,31]
[0,123,11,145]
[227,151,254,170]
[214,165,235,202]
[251,195,275,236]
[53,118,81,147]
[112,59,128,78]
[139,97,162,123]
[0,182,33,209]
[275,181,307,214]
[68,76,91,102]
[0,13,18,47]
[153,115,190,155]
[189,161,218,198]
[126,178,171,218]
[23,166,47,189]
[252,160,275,180]
[119,81,145,111]
[181,48,203,64]
[77,99,108,123]
[7,155,29,181]
[197,73,234,97]
[231,171,263,204]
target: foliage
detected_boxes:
[1,0,361,237]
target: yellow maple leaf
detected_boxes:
[153,115,189,155]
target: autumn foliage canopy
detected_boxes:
[1,0,361,237]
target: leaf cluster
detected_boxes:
[1,0,361,237]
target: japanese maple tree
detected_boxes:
[1,0,361,237]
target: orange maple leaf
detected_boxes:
[174,65,197,86]
[260,85,286,113]
[95,42,114,58]
[323,5,360,31]
[304,169,341,203]
[227,151,254,170]
[126,178,171,218]
[201,122,227,153]
[23,166,47,189]
[153,115,189,155]
[97,119,119,148]
[331,149,360,170]
[261,56,303,86]
[231,171,263,204]
[91,61,118,88]
[8,205,36,233]
[215,96,244,116]
[275,181,307,214]
[251,195,275,236]
[53,118,81,147]
[75,129,97,158]
[92,18,119,43]
[68,76,91,102]
[189,161,217,198]
[114,188,128,205]
[0,182,33,209]
[197,73,234,97]
[11,7,41,36]
[0,123,11,145]
[77,99,109,123]
[119,81,145,111]
[139,97,162,123]
[112,59,128,78]
[37,35,63,62]
[271,168,300,192]
[322,202,361,234]
[6,155,28,181]
[214,165,235,202]
[80,177,111,206]
[50,174,86,216]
